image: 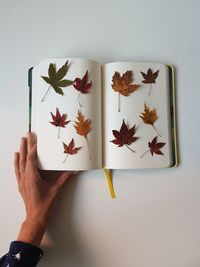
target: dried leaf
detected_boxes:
[141,68,159,95]
[63,138,81,155]
[111,119,138,153]
[41,61,73,101]
[112,71,139,96]
[72,71,92,107]
[73,71,92,94]
[74,110,91,139]
[141,68,159,84]
[140,102,161,136]
[140,102,158,126]
[111,71,139,112]
[141,136,166,158]
[74,110,92,159]
[148,136,166,156]
[49,108,70,139]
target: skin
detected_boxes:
[14,132,75,247]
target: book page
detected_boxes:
[31,58,102,170]
[103,62,172,169]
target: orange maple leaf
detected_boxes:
[112,71,139,112]
[74,110,92,159]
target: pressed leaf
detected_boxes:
[141,136,166,158]
[50,108,70,128]
[141,68,159,95]
[111,71,139,111]
[148,136,165,156]
[49,108,70,138]
[41,60,73,101]
[74,110,91,138]
[111,119,138,153]
[63,138,81,156]
[140,102,161,136]
[72,71,92,107]
[140,102,158,125]
[141,68,159,84]
[74,110,92,159]
[72,71,92,94]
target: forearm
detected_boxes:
[17,219,47,247]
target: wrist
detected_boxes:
[17,219,47,247]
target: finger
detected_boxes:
[14,152,21,183]
[27,132,36,154]
[53,171,73,192]
[19,137,27,170]
[26,144,38,174]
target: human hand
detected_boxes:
[14,132,76,246]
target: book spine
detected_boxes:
[167,65,178,167]
[28,67,33,132]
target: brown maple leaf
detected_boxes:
[112,71,140,112]
[62,138,81,163]
[110,119,138,153]
[141,68,159,95]
[49,108,70,139]
[140,136,166,158]
[74,110,92,160]
[140,102,161,136]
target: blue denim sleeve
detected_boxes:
[0,241,43,267]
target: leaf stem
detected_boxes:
[125,144,135,153]
[152,125,161,137]
[148,83,151,96]
[140,149,150,158]
[41,85,51,102]
[86,137,92,160]
[118,92,121,112]
[57,126,61,139]
[63,154,69,163]
[78,92,83,107]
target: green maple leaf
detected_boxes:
[41,61,73,102]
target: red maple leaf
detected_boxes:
[73,70,92,93]
[141,136,166,158]
[72,71,92,107]
[62,138,81,163]
[149,136,165,156]
[111,119,138,153]
[49,108,70,138]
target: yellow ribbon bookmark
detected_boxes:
[103,168,116,199]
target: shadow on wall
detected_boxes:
[39,174,93,267]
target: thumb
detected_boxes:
[53,171,73,192]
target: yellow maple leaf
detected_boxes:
[140,102,158,125]
[74,110,92,159]
[140,102,161,136]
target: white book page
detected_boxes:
[103,62,172,169]
[32,58,102,170]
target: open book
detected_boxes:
[29,58,177,171]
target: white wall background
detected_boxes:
[0,0,200,266]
